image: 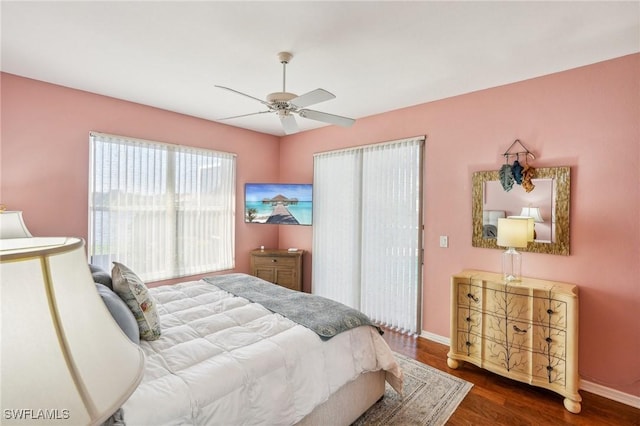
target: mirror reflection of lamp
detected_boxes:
[520,206,544,239]
[497,217,531,282]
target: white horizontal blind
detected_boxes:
[313,137,423,334]
[89,133,235,281]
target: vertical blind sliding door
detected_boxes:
[312,149,362,308]
[360,140,422,332]
[313,137,423,334]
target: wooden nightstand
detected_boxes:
[250,249,303,291]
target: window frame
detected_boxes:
[88,132,236,281]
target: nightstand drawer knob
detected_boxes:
[466,317,471,322]
[547,309,554,314]
[546,337,553,343]
[271,259,277,263]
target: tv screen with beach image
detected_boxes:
[244,183,313,225]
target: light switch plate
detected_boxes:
[439,236,449,248]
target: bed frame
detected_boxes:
[297,370,385,425]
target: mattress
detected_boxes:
[121,276,402,425]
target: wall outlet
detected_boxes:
[439,236,449,248]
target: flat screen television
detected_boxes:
[244,183,312,225]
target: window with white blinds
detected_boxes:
[88,132,236,281]
[312,137,424,334]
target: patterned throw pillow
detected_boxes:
[111,262,161,341]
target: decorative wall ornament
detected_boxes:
[521,164,536,192]
[499,164,515,191]
[501,139,536,192]
[512,160,524,184]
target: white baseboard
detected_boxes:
[419,330,640,409]
[419,330,450,346]
[579,379,640,409]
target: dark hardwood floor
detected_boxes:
[381,327,640,425]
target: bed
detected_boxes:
[92,266,403,425]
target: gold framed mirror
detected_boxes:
[472,166,570,255]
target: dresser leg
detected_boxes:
[447,357,461,369]
[563,397,581,414]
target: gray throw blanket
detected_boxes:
[204,273,382,340]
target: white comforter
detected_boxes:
[122,277,402,425]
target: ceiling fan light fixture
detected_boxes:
[266,92,297,104]
[215,51,355,134]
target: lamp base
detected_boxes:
[502,247,522,282]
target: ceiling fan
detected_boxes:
[215,52,355,134]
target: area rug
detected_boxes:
[352,352,473,425]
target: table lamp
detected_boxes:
[1,237,144,425]
[0,211,33,238]
[497,218,530,282]
[507,215,535,243]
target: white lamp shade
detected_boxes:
[0,211,33,238]
[1,237,144,425]
[497,218,530,248]
[507,216,535,242]
[520,206,544,223]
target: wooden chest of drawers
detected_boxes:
[448,270,581,413]
[250,249,303,291]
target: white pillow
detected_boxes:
[111,262,161,341]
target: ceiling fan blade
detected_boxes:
[298,109,355,127]
[217,110,272,121]
[290,88,335,108]
[215,85,271,107]
[280,113,299,135]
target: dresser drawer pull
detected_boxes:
[513,325,528,334]
[466,317,471,322]
[547,309,554,315]
[546,337,553,343]
[467,293,479,302]
[465,341,471,347]
[546,366,553,372]
[271,259,277,263]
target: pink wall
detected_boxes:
[2,54,639,398]
[279,54,640,397]
[0,73,281,282]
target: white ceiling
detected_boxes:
[2,1,639,136]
